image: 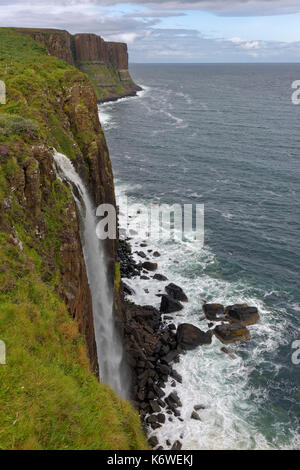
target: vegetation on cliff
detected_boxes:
[0,28,148,450]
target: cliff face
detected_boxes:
[0,28,147,449]
[14,28,140,102]
[14,28,74,65]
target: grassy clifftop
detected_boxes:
[0,28,148,450]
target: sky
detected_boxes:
[1,1,300,62]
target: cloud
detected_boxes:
[79,0,300,17]
[229,37,260,49]
[0,1,300,62]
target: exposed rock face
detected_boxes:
[73,33,109,63]
[165,283,188,302]
[203,303,226,321]
[160,294,183,313]
[14,28,74,65]
[14,28,140,102]
[226,304,259,326]
[107,42,128,70]
[176,323,212,350]
[214,323,251,344]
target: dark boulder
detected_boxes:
[160,294,183,313]
[203,303,225,321]
[226,304,259,326]
[214,323,251,344]
[191,411,201,421]
[153,273,168,281]
[165,283,188,302]
[153,251,161,257]
[220,346,238,359]
[171,440,182,450]
[123,282,135,296]
[136,251,147,258]
[177,323,212,350]
[142,261,158,272]
[148,436,159,448]
[165,391,182,409]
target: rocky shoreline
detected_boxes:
[99,86,143,104]
[118,238,260,450]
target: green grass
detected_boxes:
[0,234,147,450]
[0,28,148,450]
[76,63,126,100]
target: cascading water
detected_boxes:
[53,150,127,398]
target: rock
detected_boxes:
[171,440,182,450]
[165,391,182,409]
[220,346,238,359]
[153,273,168,281]
[123,282,135,296]
[150,400,161,413]
[140,275,149,280]
[170,369,182,384]
[226,304,259,326]
[136,251,147,258]
[214,323,251,344]
[150,422,161,430]
[142,261,158,272]
[153,251,161,257]
[160,295,183,313]
[165,283,188,302]
[157,413,166,424]
[194,404,205,411]
[203,303,225,321]
[162,349,180,364]
[146,414,159,424]
[191,411,201,421]
[166,439,171,446]
[148,436,159,448]
[176,323,212,350]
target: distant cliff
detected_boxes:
[14,28,140,102]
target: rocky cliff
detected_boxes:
[14,28,140,102]
[0,27,147,450]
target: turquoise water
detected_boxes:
[99,64,300,449]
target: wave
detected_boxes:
[115,181,296,450]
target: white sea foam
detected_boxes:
[115,181,290,450]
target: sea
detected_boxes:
[98,64,300,450]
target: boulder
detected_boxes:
[194,404,205,411]
[176,323,212,350]
[136,251,147,258]
[226,304,259,326]
[160,294,183,313]
[203,303,225,321]
[171,440,182,450]
[165,283,188,302]
[153,251,161,257]
[153,273,168,281]
[220,346,238,359]
[122,282,135,296]
[148,436,159,448]
[214,323,251,344]
[142,261,158,272]
[191,411,201,421]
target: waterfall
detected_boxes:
[53,150,127,398]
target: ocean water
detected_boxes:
[98,64,300,450]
